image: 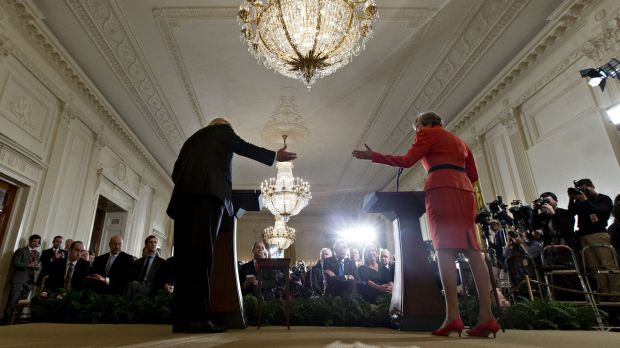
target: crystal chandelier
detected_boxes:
[263,215,296,251]
[260,135,312,222]
[238,0,378,88]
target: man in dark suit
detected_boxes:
[239,241,267,297]
[324,239,360,297]
[87,235,134,295]
[4,234,41,321]
[167,118,296,333]
[125,235,166,298]
[38,235,67,284]
[41,241,89,292]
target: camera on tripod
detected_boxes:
[567,180,583,196]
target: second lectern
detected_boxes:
[363,191,444,331]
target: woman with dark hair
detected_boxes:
[357,243,393,302]
[353,111,498,338]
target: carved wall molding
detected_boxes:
[581,12,620,64]
[65,0,185,156]
[449,0,595,132]
[2,0,170,184]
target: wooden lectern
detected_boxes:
[363,191,444,331]
[209,190,262,329]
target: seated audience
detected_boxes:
[125,235,166,298]
[349,248,363,268]
[40,241,89,292]
[87,235,134,295]
[379,248,395,282]
[324,239,359,297]
[238,241,271,298]
[358,243,393,303]
[305,248,332,297]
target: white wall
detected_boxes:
[0,1,173,316]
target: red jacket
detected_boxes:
[371,125,478,191]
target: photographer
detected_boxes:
[531,192,577,250]
[503,229,543,262]
[568,178,619,299]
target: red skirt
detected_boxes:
[425,187,480,250]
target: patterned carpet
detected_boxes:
[0,324,618,348]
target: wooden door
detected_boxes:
[0,179,18,249]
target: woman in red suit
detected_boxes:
[352,112,499,338]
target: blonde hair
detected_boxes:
[414,112,443,128]
[208,117,231,126]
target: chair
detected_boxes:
[505,254,543,301]
[541,245,592,302]
[581,243,620,305]
[256,258,291,329]
[10,275,47,325]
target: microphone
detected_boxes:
[396,168,404,192]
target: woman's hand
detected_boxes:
[352,144,374,160]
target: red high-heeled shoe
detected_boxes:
[467,319,500,338]
[431,317,464,337]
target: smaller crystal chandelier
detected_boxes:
[263,215,296,252]
[238,0,378,88]
[260,135,312,222]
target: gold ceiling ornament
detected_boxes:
[238,0,378,88]
[260,135,312,222]
[263,214,296,251]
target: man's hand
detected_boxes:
[541,203,555,215]
[87,274,106,283]
[573,192,587,202]
[276,145,297,162]
[324,269,335,277]
[352,144,374,160]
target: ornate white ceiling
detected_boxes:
[32,0,564,212]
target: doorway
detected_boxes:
[90,195,127,256]
[0,179,18,251]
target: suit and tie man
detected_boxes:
[380,249,395,282]
[4,234,41,321]
[239,241,268,297]
[40,241,89,293]
[166,117,296,333]
[39,236,68,276]
[87,235,134,295]
[125,235,166,297]
[323,239,360,297]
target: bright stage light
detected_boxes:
[607,103,620,125]
[337,225,377,243]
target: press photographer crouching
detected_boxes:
[568,178,620,300]
[503,229,544,263]
[531,192,578,251]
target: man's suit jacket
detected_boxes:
[128,255,166,286]
[11,246,40,285]
[239,260,258,296]
[323,256,359,281]
[371,125,478,191]
[167,123,275,218]
[40,248,67,267]
[43,258,89,291]
[89,251,134,295]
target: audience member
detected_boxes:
[503,229,543,261]
[349,248,363,268]
[531,192,577,250]
[3,234,41,321]
[380,248,395,282]
[568,178,619,299]
[358,243,393,302]
[87,235,134,295]
[324,239,359,296]
[39,236,67,278]
[64,239,74,252]
[40,241,89,292]
[609,194,620,262]
[238,241,268,297]
[125,235,166,297]
[306,248,332,297]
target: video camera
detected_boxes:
[567,180,583,197]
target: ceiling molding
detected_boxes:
[65,0,187,157]
[3,0,171,184]
[448,0,596,133]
